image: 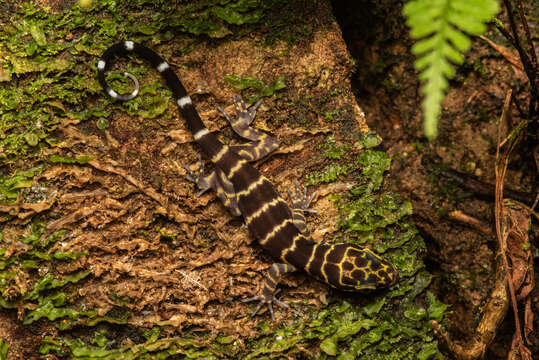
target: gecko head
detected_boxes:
[333,244,398,292]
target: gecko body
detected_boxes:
[97,41,398,319]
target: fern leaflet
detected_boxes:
[404,0,499,138]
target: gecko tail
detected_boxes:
[96,40,224,158]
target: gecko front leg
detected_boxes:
[184,155,241,217]
[218,96,279,162]
[287,180,317,235]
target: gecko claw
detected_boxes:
[248,100,261,119]
[196,188,209,197]
[217,105,233,122]
[184,165,196,182]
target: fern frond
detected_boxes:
[404,0,499,138]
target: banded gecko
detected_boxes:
[97,41,398,320]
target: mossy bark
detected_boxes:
[0,1,446,358]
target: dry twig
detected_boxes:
[448,210,492,236]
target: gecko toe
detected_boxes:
[289,179,317,211]
[184,165,196,182]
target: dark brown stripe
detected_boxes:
[281,235,315,269]
[306,243,330,279]
[238,179,282,217]
[325,245,346,264]
[246,198,288,227]
[323,262,341,288]
[258,221,298,259]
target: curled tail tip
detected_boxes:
[97,42,141,101]
[100,71,139,102]
[122,71,140,99]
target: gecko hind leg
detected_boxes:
[184,156,241,216]
[218,96,279,162]
[242,263,297,321]
[287,179,317,235]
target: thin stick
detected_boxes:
[515,0,537,74]
[514,0,538,118]
[502,0,537,117]
[494,90,528,358]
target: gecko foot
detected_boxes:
[217,95,261,128]
[242,289,297,321]
[287,179,317,214]
[184,154,212,197]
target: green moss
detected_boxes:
[358,131,383,149]
[213,2,265,26]
[24,292,130,331]
[24,271,90,301]
[356,150,391,193]
[225,74,286,103]
[0,222,98,328]
[320,318,378,355]
[40,327,220,360]
[0,339,8,360]
[426,291,447,322]
[49,154,94,164]
[0,165,42,204]
[319,135,348,159]
[305,164,351,186]
[25,292,88,325]
[323,109,342,122]
[244,292,443,359]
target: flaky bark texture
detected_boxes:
[0,1,442,358]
